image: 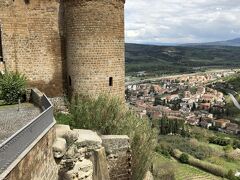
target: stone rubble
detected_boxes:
[54,125,132,180]
[52,138,67,159]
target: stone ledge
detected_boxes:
[101,135,130,154]
[73,129,102,149]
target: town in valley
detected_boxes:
[126,69,240,136]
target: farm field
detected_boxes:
[153,154,221,180]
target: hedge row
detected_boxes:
[173,149,227,178]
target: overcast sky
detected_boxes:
[125,0,240,44]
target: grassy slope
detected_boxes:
[199,141,240,172]
[207,156,240,172]
[153,154,221,180]
[157,129,240,178]
[125,43,240,75]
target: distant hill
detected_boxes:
[125,43,240,75]
[181,38,240,47]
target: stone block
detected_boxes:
[65,159,93,180]
[101,135,130,154]
[92,147,110,180]
[55,124,71,138]
[143,171,154,180]
[73,129,102,149]
[53,138,67,159]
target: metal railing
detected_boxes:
[0,94,54,175]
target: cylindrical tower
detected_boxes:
[64,0,125,99]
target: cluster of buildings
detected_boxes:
[126,71,240,135]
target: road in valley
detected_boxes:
[228,93,240,110]
[126,69,238,86]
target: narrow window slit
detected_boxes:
[68,76,72,86]
[0,25,3,62]
[109,77,113,86]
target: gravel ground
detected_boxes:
[0,103,41,144]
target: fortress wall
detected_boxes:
[4,127,58,180]
[101,135,132,180]
[0,0,64,97]
[64,0,125,99]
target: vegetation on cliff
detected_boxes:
[55,95,158,180]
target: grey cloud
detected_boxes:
[125,0,240,44]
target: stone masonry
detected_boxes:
[0,0,64,97]
[64,0,125,99]
[101,135,132,180]
[4,127,58,180]
[0,0,126,99]
[54,125,132,180]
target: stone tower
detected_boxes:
[0,0,126,99]
[64,0,125,99]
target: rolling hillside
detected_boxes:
[181,38,240,47]
[125,43,240,75]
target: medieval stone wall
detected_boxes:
[64,0,125,99]
[101,135,132,180]
[2,125,132,180]
[4,127,58,180]
[0,0,64,97]
[0,0,126,99]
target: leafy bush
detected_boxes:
[179,153,189,164]
[159,136,215,160]
[209,136,232,146]
[189,157,227,178]
[233,140,240,149]
[173,149,227,178]
[0,72,26,104]
[153,162,176,180]
[155,144,173,158]
[189,126,214,142]
[55,113,73,125]
[158,116,186,135]
[56,95,158,180]
[193,145,214,160]
[227,170,237,180]
[223,145,233,153]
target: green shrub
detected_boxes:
[0,72,26,104]
[227,169,240,180]
[233,140,240,149]
[56,95,158,180]
[223,145,233,153]
[189,126,214,142]
[159,136,215,160]
[173,149,227,177]
[189,157,227,177]
[179,153,189,164]
[155,144,173,158]
[209,136,231,146]
[55,113,73,125]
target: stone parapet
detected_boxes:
[4,127,58,180]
